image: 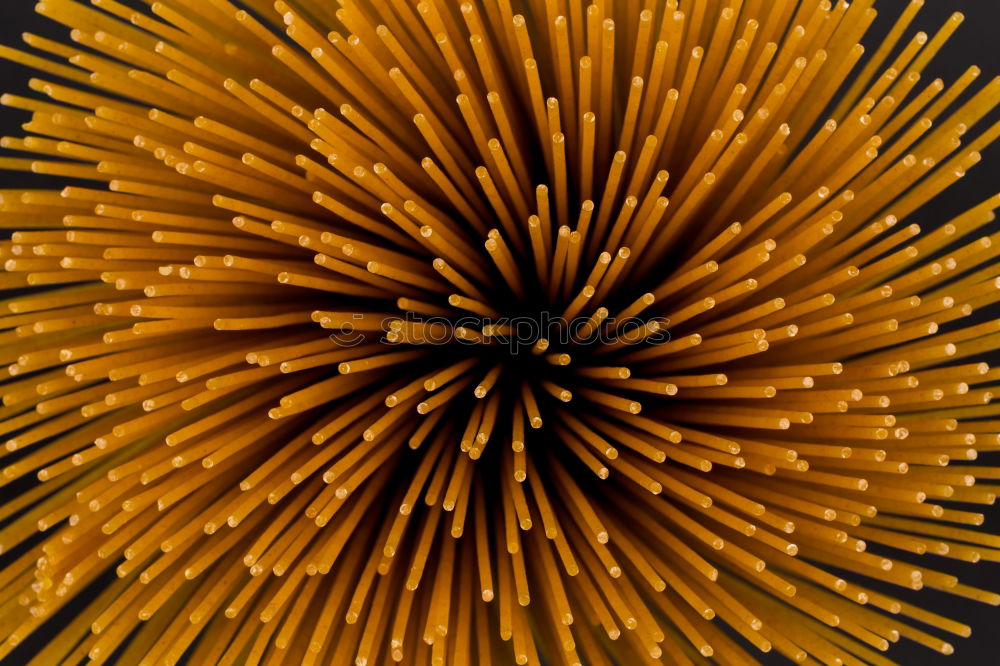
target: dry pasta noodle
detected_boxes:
[0,0,998,664]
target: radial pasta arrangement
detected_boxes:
[0,0,999,664]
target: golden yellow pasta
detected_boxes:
[0,0,997,664]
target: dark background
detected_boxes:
[0,1,998,664]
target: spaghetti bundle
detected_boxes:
[0,0,998,663]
